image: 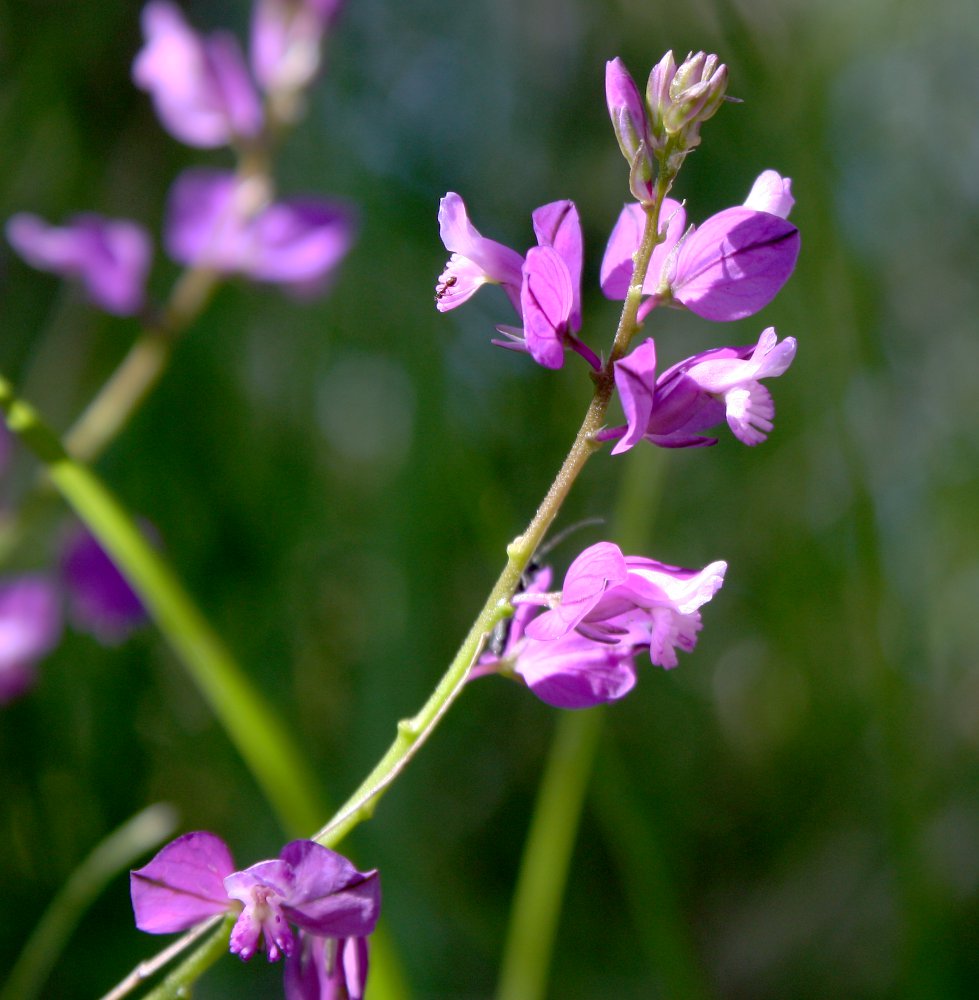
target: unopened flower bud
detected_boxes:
[606,58,649,163]
[647,49,728,153]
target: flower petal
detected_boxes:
[131,832,235,933]
[611,339,657,455]
[520,245,573,370]
[743,170,795,219]
[278,841,381,939]
[515,631,638,709]
[671,207,800,321]
[531,200,583,329]
[600,199,686,299]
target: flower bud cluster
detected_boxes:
[606,51,729,198]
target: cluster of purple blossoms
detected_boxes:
[440,53,801,708]
[131,832,380,1000]
[5,0,354,316]
[475,543,726,709]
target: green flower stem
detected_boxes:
[1,804,178,1000]
[0,375,327,838]
[495,707,605,1000]
[313,189,670,851]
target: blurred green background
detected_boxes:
[2,0,979,997]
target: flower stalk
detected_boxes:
[313,191,669,850]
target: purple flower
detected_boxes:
[60,524,147,645]
[5,213,151,316]
[520,541,727,670]
[435,193,597,370]
[435,192,524,312]
[131,833,380,992]
[133,1,263,148]
[602,328,797,452]
[165,169,356,294]
[476,543,725,706]
[600,172,799,322]
[475,566,639,709]
[0,576,62,705]
[251,0,345,96]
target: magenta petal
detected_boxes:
[285,933,369,1000]
[60,524,147,644]
[743,170,795,219]
[131,832,235,933]
[278,841,381,939]
[515,632,638,709]
[437,193,524,289]
[531,200,582,329]
[133,1,261,147]
[525,542,628,640]
[671,208,800,321]
[204,31,264,140]
[611,339,657,455]
[520,245,573,370]
[600,203,644,298]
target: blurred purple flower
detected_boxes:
[165,168,356,294]
[251,0,345,96]
[435,193,598,370]
[60,524,147,645]
[0,576,62,705]
[600,171,799,321]
[133,1,263,148]
[6,213,151,316]
[132,833,380,994]
[521,541,727,670]
[601,328,797,452]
